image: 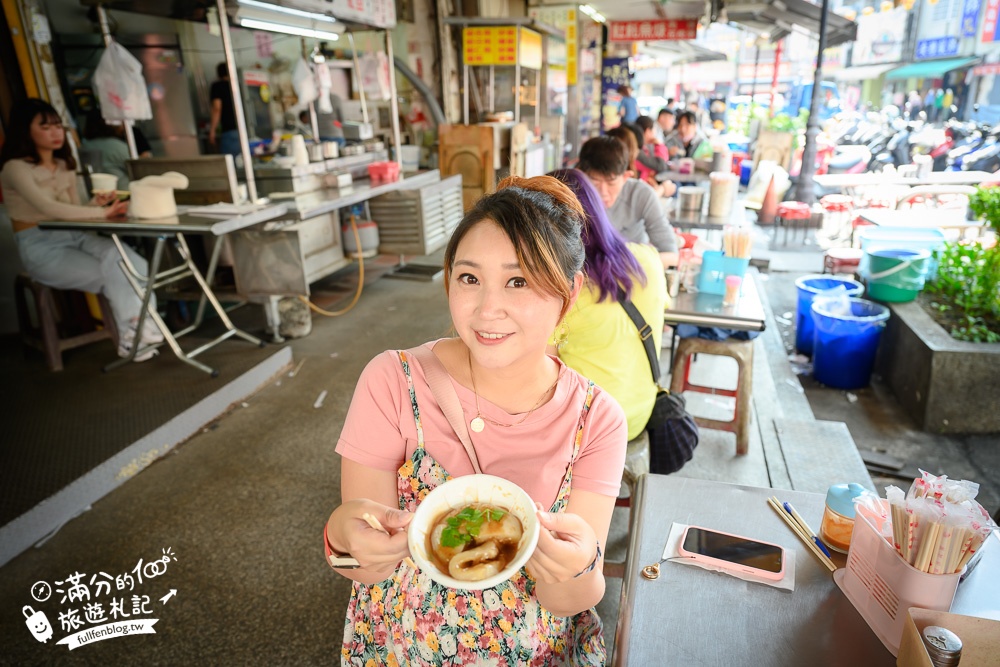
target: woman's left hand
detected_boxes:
[526,504,599,584]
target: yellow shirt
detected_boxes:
[558,243,668,440]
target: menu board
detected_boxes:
[462,27,543,69]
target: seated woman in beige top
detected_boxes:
[1,99,160,361]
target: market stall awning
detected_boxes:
[639,40,729,64]
[723,0,858,47]
[833,63,897,82]
[885,57,979,81]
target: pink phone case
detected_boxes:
[677,525,786,580]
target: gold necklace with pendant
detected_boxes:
[467,350,559,433]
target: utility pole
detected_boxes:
[795,0,830,204]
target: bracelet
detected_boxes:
[573,540,603,579]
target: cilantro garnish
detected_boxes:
[439,506,507,548]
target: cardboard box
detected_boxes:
[897,608,1000,666]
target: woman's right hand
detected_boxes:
[329,499,413,571]
[104,199,129,220]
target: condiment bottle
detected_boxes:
[819,483,866,554]
[921,626,962,667]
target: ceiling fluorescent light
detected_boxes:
[237,0,337,23]
[579,5,606,23]
[237,17,340,40]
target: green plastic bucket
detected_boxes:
[865,248,931,303]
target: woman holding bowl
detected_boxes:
[324,176,627,664]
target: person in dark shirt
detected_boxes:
[209,62,239,156]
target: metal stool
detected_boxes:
[14,273,118,371]
[670,336,754,455]
[823,247,864,275]
[775,201,812,246]
[605,430,650,578]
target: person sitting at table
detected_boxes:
[324,174,626,665]
[549,168,668,442]
[656,107,676,141]
[635,115,671,179]
[578,135,679,268]
[607,124,677,199]
[0,98,162,361]
[665,111,707,159]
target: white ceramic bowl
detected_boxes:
[90,173,118,193]
[408,474,540,590]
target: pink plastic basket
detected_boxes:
[833,499,963,657]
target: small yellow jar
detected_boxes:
[820,483,867,554]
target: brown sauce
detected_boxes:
[425,504,523,580]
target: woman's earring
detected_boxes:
[555,320,569,347]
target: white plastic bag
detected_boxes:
[291,57,318,109]
[92,41,152,121]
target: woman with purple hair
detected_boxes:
[549,169,668,441]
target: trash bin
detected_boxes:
[794,274,865,356]
[865,248,931,303]
[811,297,890,390]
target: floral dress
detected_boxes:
[341,351,605,666]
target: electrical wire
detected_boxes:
[299,213,365,317]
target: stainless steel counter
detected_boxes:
[275,170,444,221]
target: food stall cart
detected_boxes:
[87,0,462,340]
[439,17,564,209]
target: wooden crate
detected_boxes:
[369,175,464,256]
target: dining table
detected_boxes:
[612,475,1000,666]
[814,171,996,191]
[39,204,288,376]
[857,208,986,237]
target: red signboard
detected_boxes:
[608,19,698,42]
[984,0,1000,42]
[973,63,1000,76]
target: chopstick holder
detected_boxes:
[660,522,796,591]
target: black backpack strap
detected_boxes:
[616,287,661,383]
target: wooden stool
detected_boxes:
[14,274,118,371]
[605,431,650,578]
[670,336,754,455]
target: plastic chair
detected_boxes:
[774,201,813,246]
[895,185,976,210]
[14,273,118,371]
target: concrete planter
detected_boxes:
[877,300,1000,434]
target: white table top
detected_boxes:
[814,171,995,189]
[38,204,289,236]
[858,208,982,229]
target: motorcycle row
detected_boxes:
[822,106,1000,175]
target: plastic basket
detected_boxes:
[857,227,945,280]
[833,499,963,657]
[696,250,750,295]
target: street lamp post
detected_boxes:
[794,0,831,204]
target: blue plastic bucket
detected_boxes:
[811,297,890,389]
[739,159,752,186]
[865,248,931,303]
[794,274,865,356]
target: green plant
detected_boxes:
[439,506,506,548]
[925,240,1000,342]
[968,185,1000,234]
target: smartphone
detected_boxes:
[678,526,786,580]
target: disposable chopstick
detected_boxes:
[783,501,833,558]
[363,512,418,570]
[768,497,836,572]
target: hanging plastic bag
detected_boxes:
[291,57,318,109]
[315,58,333,114]
[92,40,152,121]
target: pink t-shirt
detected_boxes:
[336,341,627,510]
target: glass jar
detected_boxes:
[819,483,867,554]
